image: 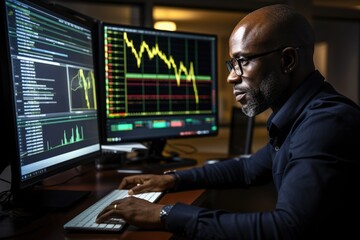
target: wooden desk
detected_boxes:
[1,162,206,240]
[1,128,273,239]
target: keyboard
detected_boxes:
[63,189,163,232]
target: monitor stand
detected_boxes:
[96,139,197,173]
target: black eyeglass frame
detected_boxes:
[226,46,299,76]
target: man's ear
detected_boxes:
[281,47,298,73]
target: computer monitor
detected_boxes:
[228,106,254,156]
[97,23,218,170]
[1,0,101,207]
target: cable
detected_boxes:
[0,177,11,184]
[40,165,92,187]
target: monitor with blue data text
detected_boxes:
[1,0,100,207]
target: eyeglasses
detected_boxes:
[226,47,290,76]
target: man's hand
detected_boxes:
[96,197,164,229]
[119,174,176,195]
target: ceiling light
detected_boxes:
[154,21,177,31]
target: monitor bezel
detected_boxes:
[0,1,15,175]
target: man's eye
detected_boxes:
[240,58,250,66]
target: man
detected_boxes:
[97,4,360,239]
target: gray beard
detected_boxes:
[241,72,285,117]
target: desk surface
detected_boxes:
[1,152,225,240]
[1,128,271,239]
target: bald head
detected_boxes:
[227,4,317,115]
[230,4,315,55]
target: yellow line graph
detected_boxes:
[71,69,96,109]
[123,32,199,103]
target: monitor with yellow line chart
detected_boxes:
[98,23,218,166]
